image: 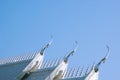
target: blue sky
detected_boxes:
[0,0,120,79]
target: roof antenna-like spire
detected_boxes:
[79,66,84,77]
[91,62,95,70]
[94,45,110,72]
[40,36,53,55]
[85,66,89,75]
[64,41,78,63]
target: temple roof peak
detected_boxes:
[40,37,53,55]
[64,41,78,63]
[94,45,110,72]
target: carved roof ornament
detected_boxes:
[63,41,78,63]
[94,45,110,72]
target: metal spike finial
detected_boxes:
[64,41,78,63]
[43,60,48,68]
[79,66,84,76]
[75,66,80,77]
[57,57,62,65]
[40,37,53,55]
[46,59,51,68]
[47,60,51,67]
[53,58,58,66]
[85,66,89,75]
[50,59,54,67]
[64,69,68,78]
[71,67,76,77]
[67,68,73,77]
[91,62,95,70]
[62,68,67,78]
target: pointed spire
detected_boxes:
[95,45,110,72]
[64,41,78,63]
[79,66,84,77]
[85,66,89,75]
[46,59,51,68]
[41,59,46,68]
[40,37,53,55]
[53,58,58,66]
[62,68,67,78]
[67,68,73,77]
[64,68,69,78]
[43,60,48,68]
[50,59,54,67]
[49,59,55,67]
[75,66,80,77]
[57,57,61,64]
[71,67,76,77]
[90,62,95,71]
[54,57,62,66]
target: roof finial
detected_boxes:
[94,45,110,72]
[64,41,78,63]
[40,36,53,55]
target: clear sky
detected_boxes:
[0,0,120,80]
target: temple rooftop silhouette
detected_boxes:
[0,39,109,80]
